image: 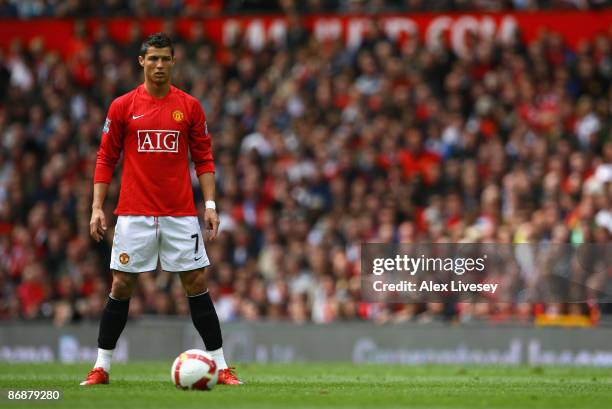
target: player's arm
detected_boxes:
[189,100,218,241]
[91,100,124,242]
[91,183,109,242]
[199,172,219,241]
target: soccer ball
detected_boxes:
[171,349,218,390]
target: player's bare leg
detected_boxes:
[180,268,243,385]
[81,270,138,386]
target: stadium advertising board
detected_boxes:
[0,11,610,59]
[2,323,612,366]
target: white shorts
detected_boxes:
[110,216,210,273]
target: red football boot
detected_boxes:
[80,367,109,386]
[217,367,243,385]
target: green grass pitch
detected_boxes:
[0,362,611,409]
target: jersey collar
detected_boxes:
[139,83,174,103]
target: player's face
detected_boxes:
[139,46,174,85]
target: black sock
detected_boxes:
[97,296,130,350]
[188,291,223,350]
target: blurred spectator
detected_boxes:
[1,0,610,17]
[0,0,17,17]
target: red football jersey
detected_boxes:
[94,84,215,216]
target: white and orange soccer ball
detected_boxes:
[171,349,218,390]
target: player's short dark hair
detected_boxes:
[139,32,174,57]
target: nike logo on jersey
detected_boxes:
[194,255,203,261]
[132,114,145,119]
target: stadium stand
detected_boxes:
[0,2,610,325]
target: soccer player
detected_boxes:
[80,33,242,386]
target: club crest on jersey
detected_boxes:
[172,110,184,122]
[137,130,180,153]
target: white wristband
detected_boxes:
[205,200,216,210]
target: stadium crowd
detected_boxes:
[0,11,610,325]
[0,0,609,18]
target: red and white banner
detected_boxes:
[0,11,610,58]
[217,11,611,57]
